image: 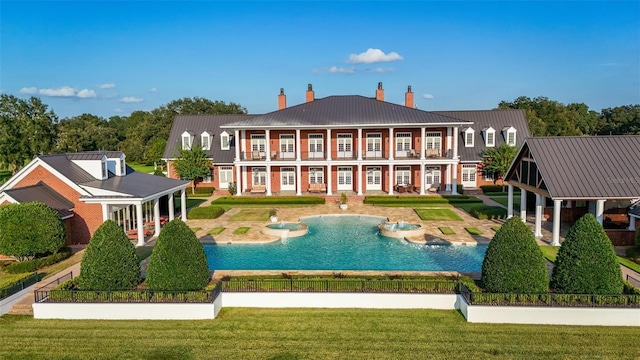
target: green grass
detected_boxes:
[208,227,226,235]
[190,227,202,233]
[229,209,270,221]
[465,227,483,236]
[364,196,482,207]
[438,227,456,235]
[491,226,501,232]
[490,196,521,208]
[127,162,155,173]
[415,208,463,221]
[618,257,640,274]
[135,246,154,262]
[539,246,559,263]
[233,227,250,235]
[1,310,638,359]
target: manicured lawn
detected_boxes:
[233,227,250,235]
[127,162,155,173]
[190,227,202,233]
[438,226,456,235]
[208,227,226,235]
[491,226,501,232]
[465,227,483,236]
[415,208,462,221]
[539,246,559,263]
[173,197,206,211]
[490,196,521,208]
[229,209,270,221]
[1,310,638,359]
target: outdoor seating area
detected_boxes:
[308,183,327,193]
[250,185,267,194]
[394,184,416,193]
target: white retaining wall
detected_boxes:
[33,302,220,320]
[0,284,36,316]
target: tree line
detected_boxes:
[0,93,637,174]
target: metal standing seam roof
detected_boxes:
[38,154,98,183]
[220,96,472,128]
[629,203,640,217]
[2,181,75,218]
[517,136,640,199]
[432,109,531,162]
[80,170,190,198]
[65,151,123,160]
[162,114,256,160]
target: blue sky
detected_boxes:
[2,1,639,119]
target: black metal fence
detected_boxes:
[459,284,640,308]
[33,272,73,302]
[0,272,39,301]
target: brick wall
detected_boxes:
[605,229,636,246]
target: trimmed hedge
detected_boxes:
[481,217,549,293]
[480,184,508,193]
[364,196,482,206]
[4,247,72,274]
[469,206,507,220]
[188,206,225,219]
[636,228,640,247]
[146,219,210,291]
[185,187,215,195]
[78,221,141,291]
[551,214,623,295]
[211,196,325,205]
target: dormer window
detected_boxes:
[181,131,193,150]
[463,128,475,147]
[201,132,211,151]
[502,126,517,146]
[120,159,125,175]
[484,127,495,147]
[220,131,230,150]
[101,161,107,179]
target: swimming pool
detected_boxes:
[204,215,487,272]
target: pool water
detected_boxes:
[266,222,303,230]
[204,215,487,272]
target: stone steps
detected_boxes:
[8,302,33,315]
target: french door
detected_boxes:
[366,166,382,191]
[425,167,441,190]
[337,167,352,191]
[337,134,352,158]
[280,167,295,191]
[366,133,382,159]
[280,134,295,159]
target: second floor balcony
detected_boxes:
[239,148,450,162]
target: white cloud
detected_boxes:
[97,83,116,89]
[422,94,435,99]
[120,96,143,103]
[363,67,393,73]
[329,66,355,74]
[149,87,158,93]
[76,89,97,98]
[113,108,124,113]
[347,48,404,64]
[38,86,76,97]
[20,87,39,95]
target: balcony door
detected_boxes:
[337,134,352,158]
[366,133,382,159]
[366,166,382,191]
[280,134,295,159]
[395,132,411,158]
[308,134,324,159]
[280,167,295,191]
[337,167,352,191]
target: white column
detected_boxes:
[552,199,562,246]
[420,127,426,160]
[296,129,301,161]
[296,165,302,196]
[240,130,246,160]
[168,193,175,220]
[446,127,452,157]
[235,165,242,196]
[242,166,247,192]
[388,127,394,160]
[326,165,332,196]
[419,163,425,195]
[534,194,543,238]
[596,199,605,225]
[234,130,241,161]
[520,189,527,222]
[507,185,514,219]
[136,203,145,246]
[101,203,109,222]
[265,129,271,162]
[357,163,363,195]
[326,129,332,161]
[124,206,129,231]
[452,126,459,159]
[629,216,636,231]
[266,165,272,196]
[388,164,394,195]
[451,127,459,195]
[181,188,187,221]
[153,198,161,236]
[357,128,363,160]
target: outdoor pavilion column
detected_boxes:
[296,129,301,161]
[296,165,302,195]
[168,193,175,220]
[388,164,394,195]
[451,126,459,195]
[388,127,394,160]
[181,188,187,221]
[326,165,333,196]
[534,194,543,238]
[357,128,363,160]
[357,163,363,195]
[552,199,562,246]
[235,165,242,196]
[266,165,272,196]
[153,197,161,237]
[507,184,514,218]
[596,199,606,225]
[420,127,426,160]
[520,189,527,222]
[136,202,145,246]
[101,203,109,222]
[419,162,425,195]
[123,206,129,231]
[629,216,636,231]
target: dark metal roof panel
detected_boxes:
[629,203,640,217]
[38,154,97,183]
[81,171,190,198]
[3,182,74,212]
[163,114,256,160]
[433,109,531,162]
[65,151,123,160]
[222,96,471,128]
[526,136,640,198]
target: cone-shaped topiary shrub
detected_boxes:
[145,219,210,291]
[551,213,623,294]
[78,220,141,290]
[481,216,549,293]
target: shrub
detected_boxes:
[146,219,210,291]
[78,221,141,291]
[456,184,464,195]
[480,184,507,193]
[551,214,623,295]
[188,206,225,219]
[481,217,548,293]
[636,228,640,247]
[469,206,507,220]
[185,186,215,195]
[211,196,324,205]
[228,182,237,196]
[0,202,66,261]
[4,247,72,274]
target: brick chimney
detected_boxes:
[375,82,384,101]
[405,85,414,108]
[306,84,315,102]
[278,88,286,110]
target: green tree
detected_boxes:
[599,105,640,135]
[498,96,590,136]
[0,202,66,261]
[481,143,518,186]
[172,146,212,194]
[78,220,141,290]
[481,217,549,293]
[55,114,118,153]
[551,214,623,294]
[145,219,209,291]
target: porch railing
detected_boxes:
[0,272,39,301]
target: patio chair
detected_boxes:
[410,149,417,158]
[270,150,277,160]
[252,150,261,160]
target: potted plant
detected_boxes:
[269,209,278,223]
[339,193,348,210]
